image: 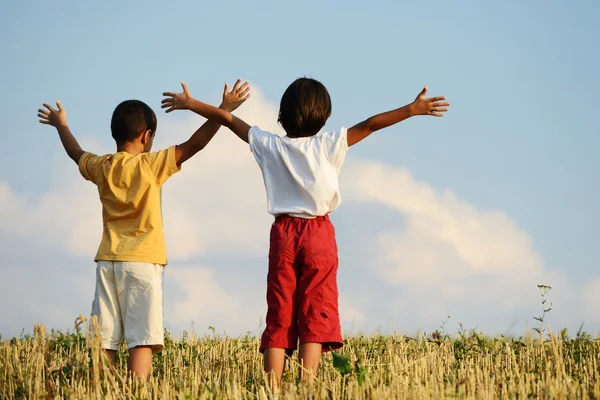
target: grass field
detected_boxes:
[1,317,599,399]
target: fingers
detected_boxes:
[429,96,446,102]
[223,83,229,96]
[162,92,177,97]
[56,100,63,111]
[428,107,447,116]
[233,81,250,100]
[43,103,57,113]
[232,78,242,92]
[181,81,190,94]
[160,97,177,113]
[38,106,51,122]
[236,81,249,92]
[430,97,449,116]
[239,85,250,98]
[419,86,428,97]
[223,79,251,102]
[426,96,450,117]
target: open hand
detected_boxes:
[410,87,450,117]
[38,101,68,127]
[161,81,192,113]
[221,79,251,112]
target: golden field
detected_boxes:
[1,318,599,399]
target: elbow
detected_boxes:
[358,119,376,137]
[188,139,207,154]
[364,117,378,133]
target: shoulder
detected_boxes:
[78,151,115,167]
[249,126,277,141]
[316,127,348,142]
[140,146,176,162]
[315,128,348,166]
[78,152,112,182]
[248,126,280,153]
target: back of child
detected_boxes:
[38,81,250,380]
[247,80,347,385]
[160,76,449,387]
[80,101,179,373]
[81,101,179,264]
[249,80,345,355]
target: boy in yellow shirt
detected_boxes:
[37,80,250,380]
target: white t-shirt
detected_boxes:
[248,126,349,218]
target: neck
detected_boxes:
[117,141,143,155]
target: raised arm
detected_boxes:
[162,80,252,143]
[347,86,450,146]
[173,80,250,166]
[37,101,85,164]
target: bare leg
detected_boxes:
[128,345,153,380]
[264,348,286,390]
[298,343,322,381]
[104,349,116,365]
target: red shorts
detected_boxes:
[260,214,343,353]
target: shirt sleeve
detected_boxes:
[248,126,277,159]
[321,128,349,171]
[142,145,181,185]
[78,152,101,184]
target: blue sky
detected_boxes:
[1,1,599,338]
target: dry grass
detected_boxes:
[1,319,599,399]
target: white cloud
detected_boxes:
[340,159,571,332]
[338,295,367,333]
[0,175,101,258]
[164,265,265,335]
[343,161,542,278]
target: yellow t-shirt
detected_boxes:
[78,146,181,265]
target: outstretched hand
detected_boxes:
[38,101,68,127]
[221,79,251,112]
[410,87,450,117]
[162,82,192,113]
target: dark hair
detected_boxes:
[278,77,332,137]
[111,100,157,144]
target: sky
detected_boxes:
[1,1,599,339]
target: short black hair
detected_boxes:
[111,100,157,144]
[278,78,332,137]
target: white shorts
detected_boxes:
[91,261,164,352]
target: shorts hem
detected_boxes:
[300,335,344,352]
[259,339,298,353]
[127,339,164,353]
[101,342,121,351]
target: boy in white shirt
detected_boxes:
[161,77,449,386]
